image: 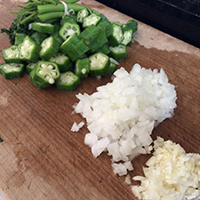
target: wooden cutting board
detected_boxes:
[0,1,200,200]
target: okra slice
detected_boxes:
[34,61,60,88]
[82,13,101,28]
[106,23,124,46]
[61,15,77,26]
[109,44,127,61]
[0,63,25,79]
[18,36,41,62]
[103,60,117,77]
[66,40,89,62]
[26,62,37,74]
[80,25,108,52]
[89,52,110,76]
[96,44,110,55]
[29,68,46,90]
[60,33,80,55]
[56,71,81,91]
[75,57,90,78]
[14,33,26,45]
[31,31,48,44]
[121,27,133,45]
[125,20,138,35]
[77,8,89,23]
[32,22,55,34]
[50,53,72,72]
[2,45,21,63]
[59,22,80,40]
[39,36,59,60]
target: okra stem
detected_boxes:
[37,3,98,16]
[37,4,85,14]
[38,12,64,22]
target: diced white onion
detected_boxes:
[73,63,177,176]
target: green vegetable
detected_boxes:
[0,63,25,79]
[50,53,72,72]
[124,20,138,35]
[14,33,26,45]
[75,57,90,78]
[60,33,80,54]
[59,22,80,40]
[32,22,55,34]
[61,15,77,26]
[30,31,48,44]
[0,0,137,91]
[30,61,60,89]
[103,60,116,77]
[106,23,124,46]
[0,138,3,143]
[109,44,127,61]
[82,13,101,28]
[39,36,59,60]
[89,52,110,76]
[18,36,41,62]
[2,45,21,63]
[80,25,108,53]
[77,8,89,23]
[56,71,81,91]
[26,62,37,74]
[60,34,89,61]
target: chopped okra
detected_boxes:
[121,27,134,45]
[2,45,21,63]
[59,22,80,40]
[31,31,48,44]
[0,63,25,79]
[80,25,108,53]
[89,52,110,76]
[39,36,59,60]
[61,16,77,26]
[18,36,41,62]
[14,33,26,45]
[124,20,138,35]
[109,44,127,61]
[26,62,37,74]
[32,22,55,34]
[107,23,124,46]
[66,40,89,62]
[56,71,81,91]
[77,8,89,23]
[32,61,60,89]
[50,53,72,72]
[60,33,80,55]
[29,68,46,90]
[82,13,101,28]
[1,2,138,91]
[103,61,116,77]
[75,57,90,78]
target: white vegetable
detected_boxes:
[73,63,177,175]
[132,137,200,200]
[71,121,85,132]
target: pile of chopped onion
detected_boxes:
[132,137,200,200]
[73,63,177,176]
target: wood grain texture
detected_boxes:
[0,0,200,200]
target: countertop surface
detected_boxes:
[0,0,200,200]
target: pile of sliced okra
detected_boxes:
[0,8,137,91]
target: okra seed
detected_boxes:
[41,64,46,68]
[47,65,53,69]
[39,70,44,75]
[48,78,55,84]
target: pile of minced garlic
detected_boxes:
[132,137,200,200]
